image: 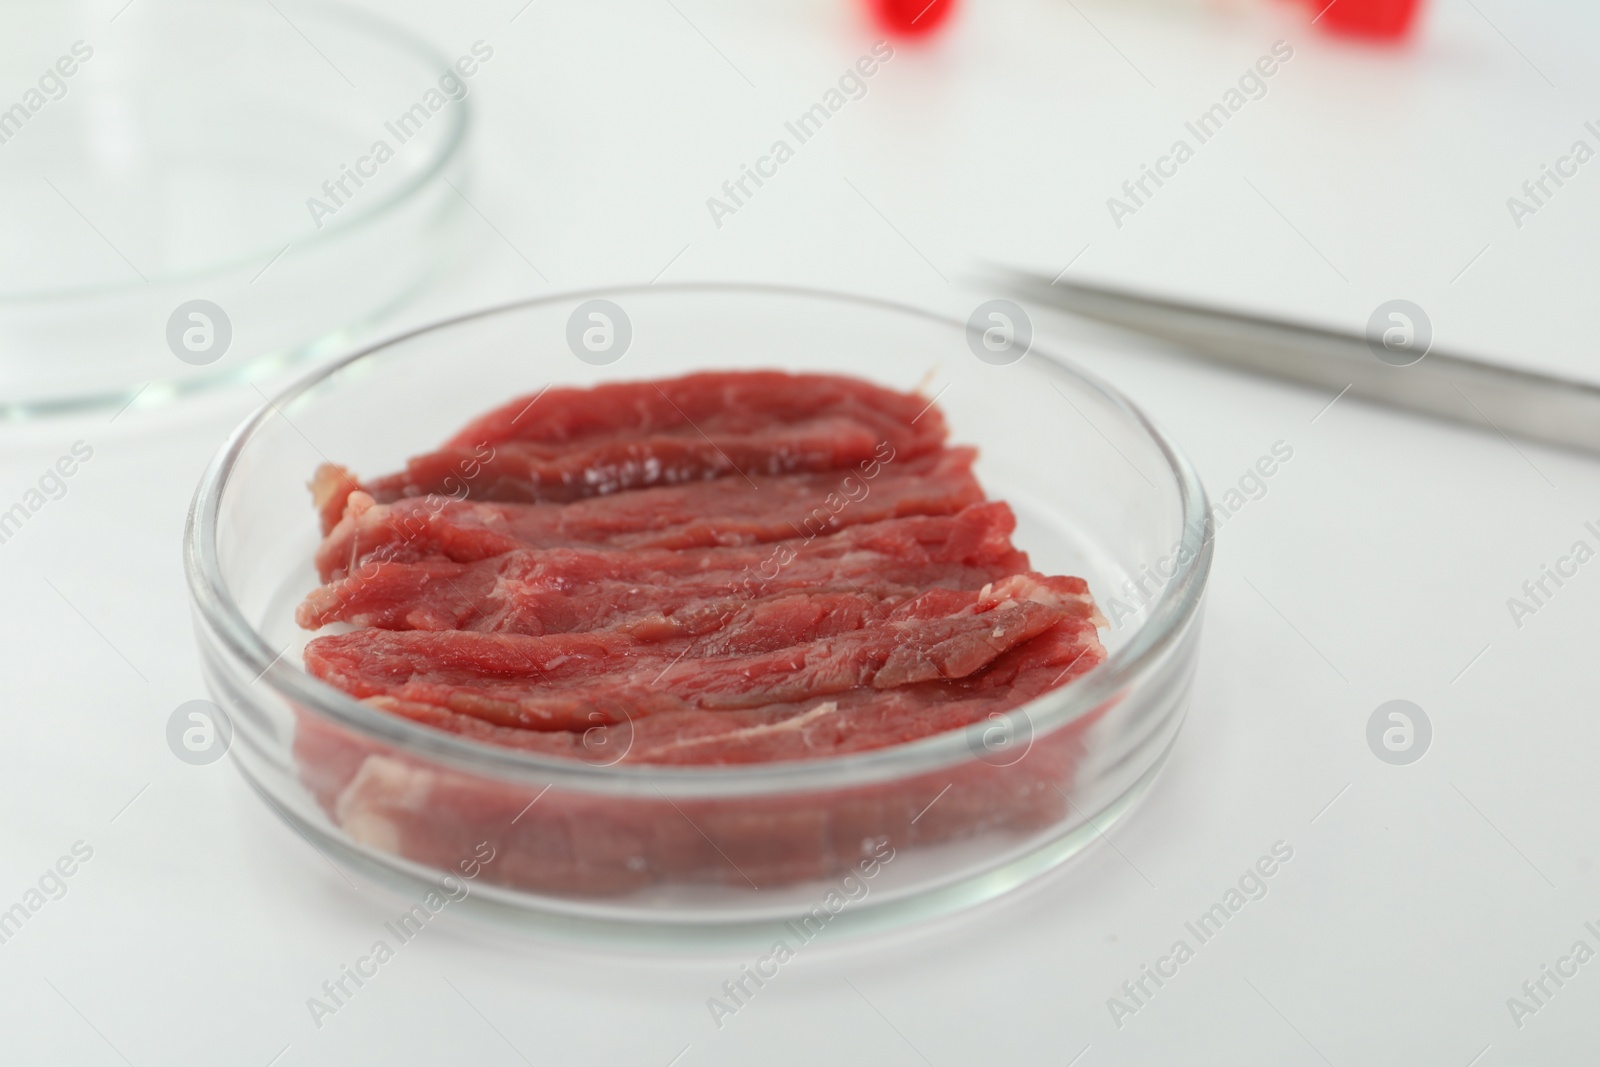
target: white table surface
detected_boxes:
[4,0,1600,1063]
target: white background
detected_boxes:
[3,0,1600,1063]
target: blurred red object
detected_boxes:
[1313,0,1423,39]
[869,0,957,36]
[864,0,1420,42]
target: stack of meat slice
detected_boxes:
[293,371,1108,895]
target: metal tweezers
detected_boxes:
[1003,271,1600,455]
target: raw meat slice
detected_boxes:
[305,575,921,644]
[317,371,946,530]
[302,574,1098,732]
[364,417,891,510]
[297,502,1029,632]
[439,371,944,454]
[337,618,1104,764]
[314,447,982,582]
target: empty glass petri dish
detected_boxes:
[0,0,473,418]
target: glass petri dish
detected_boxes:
[185,284,1212,940]
[0,0,471,418]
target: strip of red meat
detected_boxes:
[365,418,889,509]
[298,502,1029,632]
[314,371,945,531]
[314,447,983,582]
[441,371,943,452]
[303,574,1097,733]
[444,371,934,451]
[345,618,1104,765]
